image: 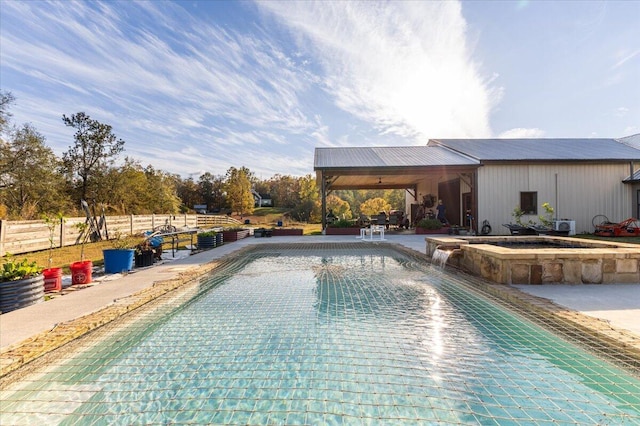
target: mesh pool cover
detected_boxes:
[1,245,639,425]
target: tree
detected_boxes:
[325,194,352,220]
[61,112,125,203]
[98,159,181,214]
[225,166,254,217]
[0,123,70,218]
[269,174,299,208]
[295,174,320,222]
[143,165,181,214]
[198,172,226,211]
[359,197,391,217]
[0,90,16,136]
[100,158,148,214]
[176,177,201,212]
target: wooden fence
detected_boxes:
[0,214,241,257]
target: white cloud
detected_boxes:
[1,0,497,177]
[0,1,321,177]
[257,1,493,140]
[498,128,546,139]
[611,49,640,70]
[614,107,629,117]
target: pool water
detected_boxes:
[1,245,639,425]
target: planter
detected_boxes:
[103,249,135,274]
[271,228,303,236]
[325,227,361,235]
[70,260,93,285]
[502,224,537,236]
[197,234,216,249]
[254,229,268,238]
[215,233,223,246]
[415,227,450,235]
[43,267,63,292]
[222,229,250,242]
[0,274,45,313]
[135,250,154,268]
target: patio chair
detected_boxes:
[376,213,388,229]
[388,214,398,229]
[357,214,370,227]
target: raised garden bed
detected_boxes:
[415,227,450,235]
[271,228,303,236]
[325,227,361,235]
[222,229,250,242]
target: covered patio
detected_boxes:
[313,146,481,231]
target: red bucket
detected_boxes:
[70,260,93,285]
[43,267,62,292]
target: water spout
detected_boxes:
[432,245,462,268]
[432,248,451,268]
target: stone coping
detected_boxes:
[1,243,638,383]
[428,235,640,255]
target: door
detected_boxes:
[438,179,461,226]
[462,192,472,228]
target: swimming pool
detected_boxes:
[1,244,639,424]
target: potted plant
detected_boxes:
[134,236,156,268]
[503,207,537,235]
[70,222,93,284]
[197,230,217,249]
[1,255,45,313]
[103,232,135,274]
[528,202,568,236]
[415,218,448,234]
[42,213,65,292]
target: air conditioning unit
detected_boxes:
[553,220,576,236]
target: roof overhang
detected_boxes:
[314,146,480,191]
[317,165,479,190]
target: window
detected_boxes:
[520,192,537,215]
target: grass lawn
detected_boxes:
[574,234,640,245]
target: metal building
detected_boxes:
[314,138,640,234]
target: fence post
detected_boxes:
[0,220,5,257]
[59,217,64,248]
[130,214,134,236]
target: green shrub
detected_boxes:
[198,231,217,237]
[328,219,355,228]
[1,255,42,282]
[417,218,443,230]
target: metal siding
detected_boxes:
[477,164,633,235]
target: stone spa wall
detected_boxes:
[425,236,640,285]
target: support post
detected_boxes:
[321,171,327,231]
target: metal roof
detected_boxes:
[314,146,478,169]
[624,169,640,183]
[429,138,640,161]
[618,134,640,151]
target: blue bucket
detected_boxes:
[103,249,135,274]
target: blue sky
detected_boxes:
[1,1,638,179]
